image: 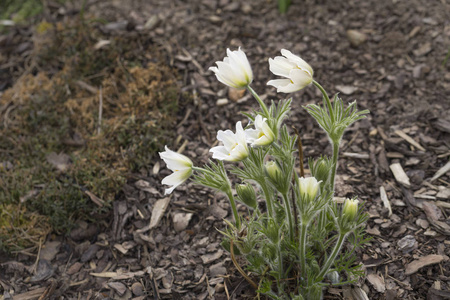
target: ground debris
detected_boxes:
[405,255,447,275]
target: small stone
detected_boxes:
[39,241,61,262]
[108,281,127,296]
[228,88,246,102]
[347,30,368,47]
[172,212,193,232]
[241,3,252,14]
[413,42,432,57]
[81,244,100,263]
[422,201,442,221]
[131,282,144,296]
[201,250,223,264]
[66,262,83,275]
[335,85,358,95]
[367,274,386,293]
[209,262,227,277]
[216,98,229,106]
[436,188,450,200]
[397,235,416,253]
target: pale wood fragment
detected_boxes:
[390,163,411,187]
[431,161,450,182]
[394,129,426,151]
[149,197,171,229]
[379,186,392,217]
[342,152,370,159]
[405,255,446,275]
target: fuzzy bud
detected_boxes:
[343,198,359,221]
[236,184,257,209]
[265,161,281,183]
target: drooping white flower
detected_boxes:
[159,146,193,195]
[210,121,249,161]
[267,49,313,93]
[245,115,275,146]
[209,48,253,89]
[298,176,320,201]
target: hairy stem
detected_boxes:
[330,141,340,194]
[299,222,308,282]
[317,232,348,280]
[282,193,294,242]
[225,188,241,229]
[312,80,334,124]
[259,180,274,218]
[248,86,270,118]
[230,239,258,289]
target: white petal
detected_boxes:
[161,169,192,195]
[215,61,243,88]
[245,129,259,144]
[235,121,248,145]
[290,69,313,89]
[269,56,295,77]
[210,145,232,160]
[217,129,237,150]
[159,146,193,171]
[281,49,313,76]
[267,79,300,93]
[162,169,191,186]
[230,143,249,161]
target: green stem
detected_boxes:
[225,188,241,230]
[330,141,340,194]
[282,193,294,242]
[317,232,348,280]
[192,166,213,175]
[247,86,270,118]
[312,80,334,124]
[299,221,308,282]
[260,181,274,218]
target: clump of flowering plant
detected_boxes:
[159,48,370,299]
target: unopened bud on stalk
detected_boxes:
[298,177,320,201]
[343,198,359,221]
[313,160,330,184]
[236,184,257,209]
[265,161,281,183]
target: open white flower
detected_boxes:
[267,49,313,93]
[210,121,249,161]
[209,48,253,89]
[159,146,193,195]
[245,115,275,146]
[299,176,320,201]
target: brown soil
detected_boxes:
[1,0,450,299]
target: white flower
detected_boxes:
[267,49,314,93]
[210,121,249,161]
[209,47,253,89]
[245,115,275,146]
[298,177,320,201]
[159,146,193,195]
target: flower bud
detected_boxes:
[298,177,320,201]
[236,184,257,209]
[312,159,330,185]
[343,198,359,221]
[265,161,281,183]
